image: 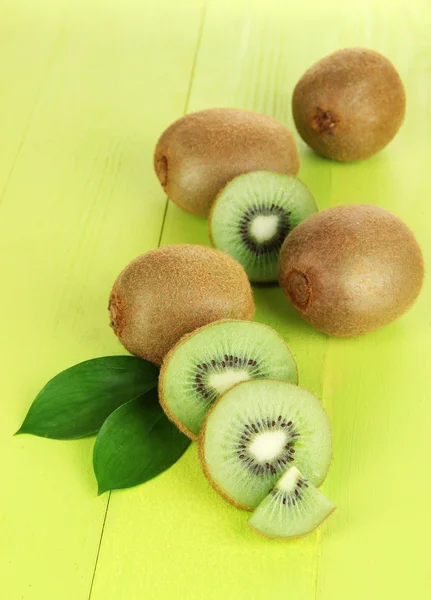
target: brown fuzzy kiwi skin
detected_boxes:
[154,108,300,218]
[278,204,424,337]
[108,245,255,366]
[247,506,336,541]
[292,48,406,161]
[159,319,299,441]
[197,380,329,512]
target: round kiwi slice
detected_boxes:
[159,320,298,440]
[209,171,318,282]
[199,380,332,510]
[278,204,424,337]
[292,48,406,161]
[248,466,335,539]
[154,108,299,217]
[109,245,255,365]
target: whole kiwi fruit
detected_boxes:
[154,108,299,218]
[159,319,298,440]
[109,245,255,365]
[292,48,406,161]
[278,205,424,336]
[198,379,333,510]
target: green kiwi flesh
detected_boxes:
[160,320,298,440]
[292,48,406,161]
[278,205,424,337]
[109,245,254,365]
[199,380,332,509]
[209,171,318,282]
[154,108,299,217]
[248,465,335,539]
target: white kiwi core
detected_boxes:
[249,430,288,462]
[250,215,279,242]
[209,370,250,395]
[277,466,301,492]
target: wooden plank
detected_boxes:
[91,1,431,600]
[0,0,69,188]
[3,1,429,599]
[90,2,327,599]
[315,3,431,598]
[0,1,203,598]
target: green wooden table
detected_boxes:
[1,0,430,598]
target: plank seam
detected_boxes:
[0,26,64,210]
[157,0,208,248]
[87,494,111,600]
[313,527,322,600]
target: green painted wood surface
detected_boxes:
[1,0,430,598]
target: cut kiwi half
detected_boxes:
[209,171,317,282]
[159,320,298,440]
[199,379,332,509]
[248,465,335,539]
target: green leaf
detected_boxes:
[93,388,191,494]
[17,356,159,440]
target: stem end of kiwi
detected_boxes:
[155,154,168,187]
[286,269,312,310]
[108,293,123,336]
[311,107,339,135]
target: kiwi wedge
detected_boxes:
[199,380,332,510]
[209,171,318,282]
[278,204,424,337]
[159,320,298,440]
[248,466,335,539]
[154,108,299,217]
[109,245,254,365]
[292,48,406,161]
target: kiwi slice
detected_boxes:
[209,172,317,282]
[248,466,335,539]
[199,380,332,509]
[160,320,298,440]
